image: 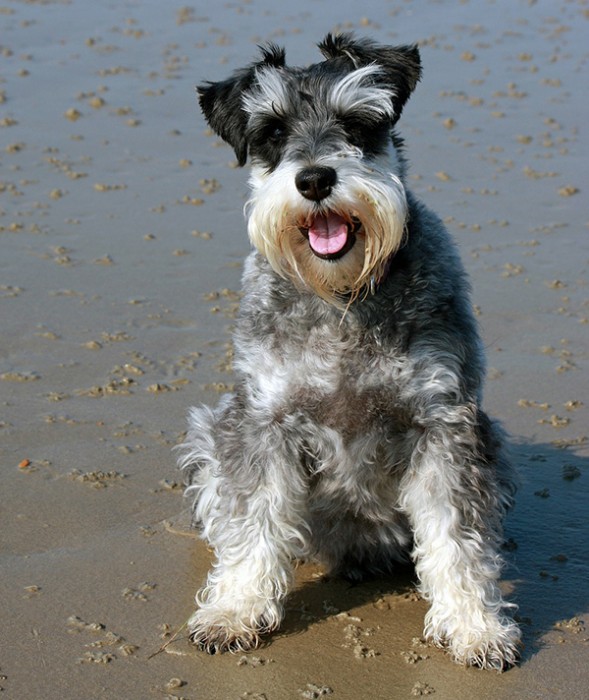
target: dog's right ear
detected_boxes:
[197,69,255,167]
[197,44,286,166]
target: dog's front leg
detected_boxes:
[399,404,520,670]
[184,403,310,653]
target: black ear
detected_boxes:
[197,69,254,167]
[318,33,421,123]
[197,44,286,166]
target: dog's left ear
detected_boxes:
[197,44,286,166]
[318,33,421,123]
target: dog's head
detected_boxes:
[198,34,421,305]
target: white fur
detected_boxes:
[328,65,396,119]
[246,143,408,300]
[399,419,519,669]
[242,66,291,118]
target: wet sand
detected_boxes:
[1,1,588,698]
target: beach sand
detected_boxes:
[1,1,588,698]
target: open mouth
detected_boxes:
[299,212,361,260]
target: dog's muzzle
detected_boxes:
[299,213,361,260]
[295,166,360,260]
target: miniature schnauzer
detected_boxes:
[179,34,520,670]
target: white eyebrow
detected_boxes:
[242,67,291,117]
[328,65,396,118]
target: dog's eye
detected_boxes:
[338,114,391,156]
[263,118,287,142]
[339,115,363,138]
[248,116,289,171]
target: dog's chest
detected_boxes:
[237,309,411,441]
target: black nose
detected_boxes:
[295,166,337,202]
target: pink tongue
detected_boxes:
[308,213,349,256]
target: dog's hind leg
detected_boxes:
[178,393,310,653]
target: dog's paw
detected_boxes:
[438,617,521,671]
[189,623,260,654]
[187,608,274,655]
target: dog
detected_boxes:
[178,33,520,670]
